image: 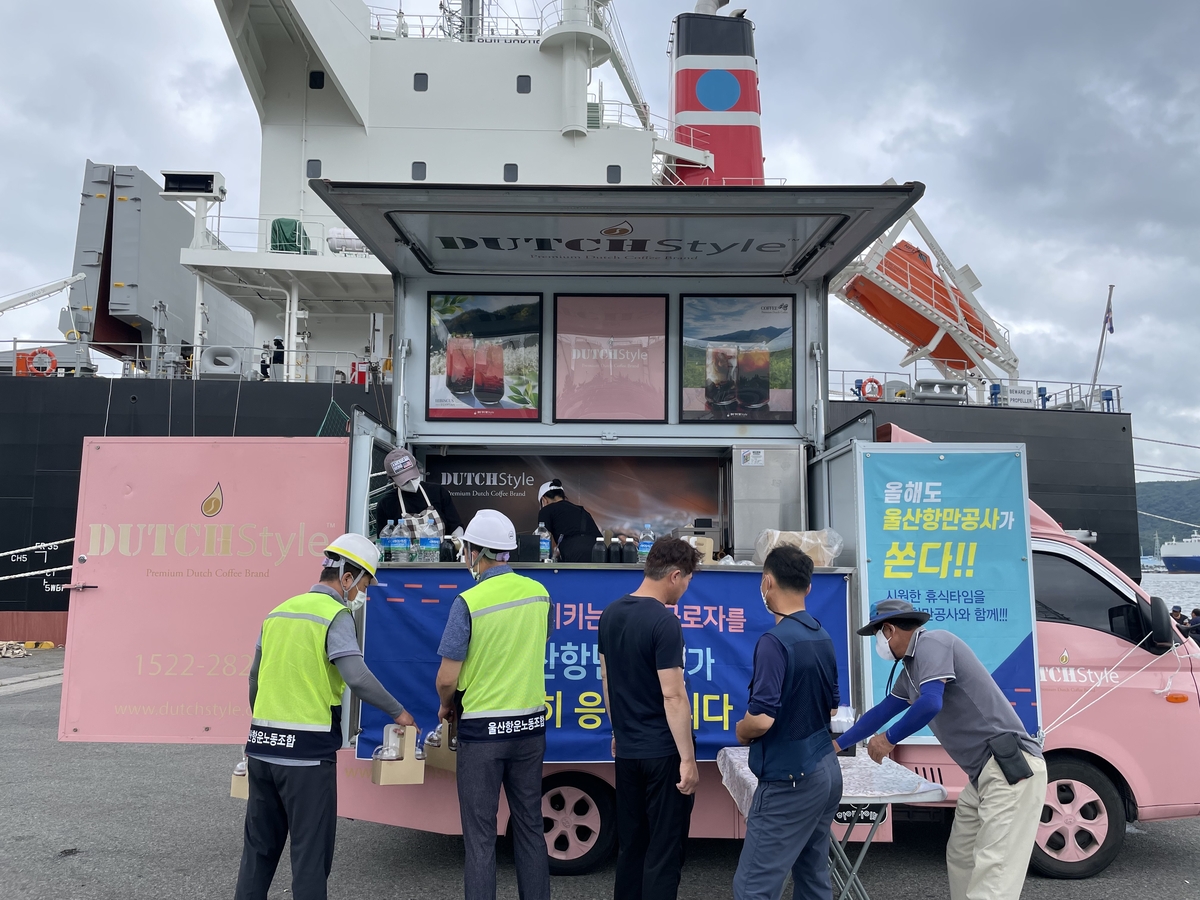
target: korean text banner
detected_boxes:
[858,444,1039,739]
[359,567,851,762]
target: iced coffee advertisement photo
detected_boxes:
[554,295,668,422]
[680,295,795,422]
[426,293,542,420]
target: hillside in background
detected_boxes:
[1137,479,1200,555]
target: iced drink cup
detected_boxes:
[473,341,505,405]
[737,345,770,409]
[705,344,737,408]
[445,336,475,394]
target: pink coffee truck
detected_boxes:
[60,434,1197,880]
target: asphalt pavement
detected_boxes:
[3,663,1200,899]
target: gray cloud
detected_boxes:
[1,0,1197,478]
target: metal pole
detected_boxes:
[286,279,300,383]
[192,275,205,380]
[392,274,407,445]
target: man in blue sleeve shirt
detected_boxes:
[732,546,841,900]
[835,599,1046,900]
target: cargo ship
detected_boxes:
[0,0,1136,643]
[1161,533,1200,573]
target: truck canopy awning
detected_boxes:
[308,182,925,281]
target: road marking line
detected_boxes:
[0,675,63,697]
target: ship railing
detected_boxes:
[829,369,1123,412]
[0,339,391,385]
[366,8,542,40]
[201,215,373,259]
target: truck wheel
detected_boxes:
[541,772,616,876]
[1030,758,1125,879]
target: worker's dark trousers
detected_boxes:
[234,757,337,900]
[732,751,843,900]
[613,753,695,900]
[456,734,551,900]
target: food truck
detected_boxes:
[59,182,1199,881]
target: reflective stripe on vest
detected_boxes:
[251,591,348,732]
[457,572,550,720]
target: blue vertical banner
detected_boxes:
[358,567,852,763]
[857,444,1040,740]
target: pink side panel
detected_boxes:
[59,437,349,744]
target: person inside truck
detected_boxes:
[536,478,602,562]
[235,533,415,900]
[834,599,1047,900]
[374,447,464,540]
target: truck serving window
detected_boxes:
[1033,552,1145,643]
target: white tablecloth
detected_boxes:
[716,746,948,818]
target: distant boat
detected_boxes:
[1161,532,1200,573]
[1141,555,1167,573]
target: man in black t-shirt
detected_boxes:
[598,538,702,900]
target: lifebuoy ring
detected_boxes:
[860,376,883,402]
[29,347,57,376]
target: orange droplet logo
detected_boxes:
[201,483,223,517]
[600,220,633,236]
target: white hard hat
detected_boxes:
[462,509,517,551]
[323,533,380,580]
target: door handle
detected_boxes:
[69,583,98,592]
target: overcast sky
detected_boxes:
[1,0,1197,480]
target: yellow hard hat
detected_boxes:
[323,533,380,581]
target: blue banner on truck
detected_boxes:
[856,444,1040,739]
[359,567,851,763]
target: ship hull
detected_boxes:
[1163,555,1200,573]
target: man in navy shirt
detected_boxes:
[732,546,841,900]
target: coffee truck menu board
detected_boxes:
[427,293,542,419]
[680,295,795,423]
[554,295,668,423]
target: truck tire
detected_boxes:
[541,772,616,876]
[1030,757,1125,879]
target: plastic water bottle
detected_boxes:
[638,524,655,565]
[378,520,396,563]
[536,522,551,563]
[394,526,412,564]
[419,516,441,563]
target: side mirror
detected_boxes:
[1150,595,1175,646]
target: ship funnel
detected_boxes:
[669,7,763,185]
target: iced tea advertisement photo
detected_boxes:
[554,295,668,422]
[426,293,542,419]
[680,295,795,422]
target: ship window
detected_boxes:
[503,163,518,183]
[412,161,427,181]
[414,72,429,91]
[306,159,322,178]
[607,165,622,184]
[516,75,531,94]
[309,71,325,90]
[1033,552,1146,644]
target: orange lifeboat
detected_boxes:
[842,240,1002,373]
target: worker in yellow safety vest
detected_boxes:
[435,510,552,900]
[235,533,415,900]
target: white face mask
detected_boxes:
[760,583,771,614]
[400,477,420,493]
[875,629,895,662]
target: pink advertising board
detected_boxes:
[59,437,349,744]
[554,295,668,422]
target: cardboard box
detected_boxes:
[424,719,457,774]
[230,772,249,799]
[371,724,425,785]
